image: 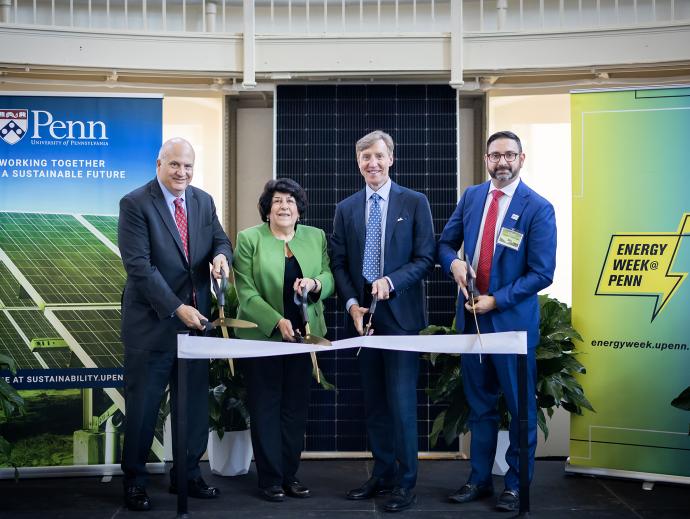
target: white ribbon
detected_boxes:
[177,331,526,360]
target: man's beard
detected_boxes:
[490,166,517,181]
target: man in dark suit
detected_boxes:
[331,130,435,512]
[118,138,232,511]
[438,131,556,512]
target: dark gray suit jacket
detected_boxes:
[118,178,233,351]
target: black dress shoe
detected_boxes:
[169,477,220,499]
[495,489,519,512]
[346,477,394,500]
[382,487,416,513]
[260,485,286,502]
[124,485,151,511]
[283,480,311,498]
[448,483,494,503]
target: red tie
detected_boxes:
[476,190,504,294]
[173,197,189,260]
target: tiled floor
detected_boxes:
[1,459,688,518]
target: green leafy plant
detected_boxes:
[0,352,27,475]
[209,357,250,438]
[424,294,594,447]
[208,281,250,437]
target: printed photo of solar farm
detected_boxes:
[0,212,166,470]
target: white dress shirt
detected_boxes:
[470,177,521,272]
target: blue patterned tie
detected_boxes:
[362,193,382,283]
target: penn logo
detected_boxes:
[0,109,29,145]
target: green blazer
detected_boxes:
[233,223,334,341]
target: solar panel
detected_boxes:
[0,261,35,308]
[0,311,44,369]
[7,310,73,368]
[276,84,458,452]
[83,215,119,246]
[51,309,123,368]
[0,213,125,305]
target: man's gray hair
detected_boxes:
[355,130,394,156]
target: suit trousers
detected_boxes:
[121,345,209,487]
[358,299,420,490]
[243,352,312,489]
[462,313,537,491]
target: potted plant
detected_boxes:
[208,355,252,476]
[423,295,594,462]
[206,280,253,476]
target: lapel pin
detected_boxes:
[397,217,404,222]
[511,213,519,221]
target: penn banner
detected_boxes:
[0,93,161,475]
[568,86,690,483]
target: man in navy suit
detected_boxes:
[118,138,232,511]
[331,130,435,512]
[438,131,556,512]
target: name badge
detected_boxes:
[497,227,523,251]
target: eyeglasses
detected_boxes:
[487,151,519,163]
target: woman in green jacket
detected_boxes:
[233,178,334,502]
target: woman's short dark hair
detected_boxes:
[257,178,308,222]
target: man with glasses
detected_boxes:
[437,131,556,512]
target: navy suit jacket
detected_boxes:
[330,181,435,333]
[437,180,556,348]
[118,178,233,351]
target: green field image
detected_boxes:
[0,212,124,305]
[0,390,81,468]
[83,215,119,246]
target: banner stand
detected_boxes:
[0,462,165,480]
[565,462,690,486]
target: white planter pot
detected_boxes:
[492,430,510,476]
[207,429,253,476]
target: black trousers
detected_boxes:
[243,352,312,489]
[121,346,209,487]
